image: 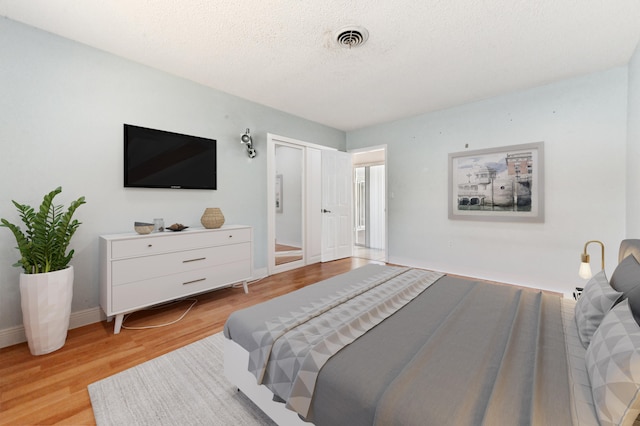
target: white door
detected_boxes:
[321,150,353,262]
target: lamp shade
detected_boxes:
[578,262,593,280]
[578,240,604,280]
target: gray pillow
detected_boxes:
[610,254,640,324]
[575,270,622,348]
[585,299,640,426]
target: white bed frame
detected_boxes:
[224,338,311,426]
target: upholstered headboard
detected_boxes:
[618,239,640,263]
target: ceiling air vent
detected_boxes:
[335,26,369,48]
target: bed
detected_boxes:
[224,240,640,426]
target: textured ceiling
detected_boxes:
[2,1,640,131]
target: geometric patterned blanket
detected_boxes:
[247,266,444,419]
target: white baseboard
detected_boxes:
[0,325,26,350]
[69,306,106,329]
[248,267,268,285]
[0,306,105,349]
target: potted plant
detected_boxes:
[1,187,86,355]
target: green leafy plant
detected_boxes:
[1,187,86,274]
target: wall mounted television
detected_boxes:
[124,124,217,190]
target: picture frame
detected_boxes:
[275,174,283,213]
[448,142,544,222]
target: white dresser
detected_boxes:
[99,225,252,334]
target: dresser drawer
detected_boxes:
[111,260,251,313]
[111,242,250,286]
[110,228,251,259]
[100,225,253,333]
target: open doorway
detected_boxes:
[351,147,386,262]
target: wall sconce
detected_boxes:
[240,128,256,158]
[579,240,605,279]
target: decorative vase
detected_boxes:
[19,266,74,355]
[201,207,225,229]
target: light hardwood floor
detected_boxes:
[0,257,377,425]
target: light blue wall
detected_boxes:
[0,18,345,330]
[347,68,629,294]
[627,41,640,236]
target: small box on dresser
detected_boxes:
[99,225,252,334]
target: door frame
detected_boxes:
[267,134,336,275]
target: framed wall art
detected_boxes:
[448,142,544,222]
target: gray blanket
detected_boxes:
[247,267,444,418]
[224,265,573,426]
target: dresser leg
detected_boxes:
[242,280,249,293]
[114,314,124,334]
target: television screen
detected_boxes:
[124,124,217,189]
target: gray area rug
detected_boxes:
[88,332,276,425]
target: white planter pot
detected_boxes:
[19,266,74,355]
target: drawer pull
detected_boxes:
[228,235,233,238]
[183,278,206,285]
[148,244,153,248]
[183,257,206,263]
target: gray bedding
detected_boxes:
[224,264,573,426]
[247,267,443,418]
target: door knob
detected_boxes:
[322,209,332,213]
